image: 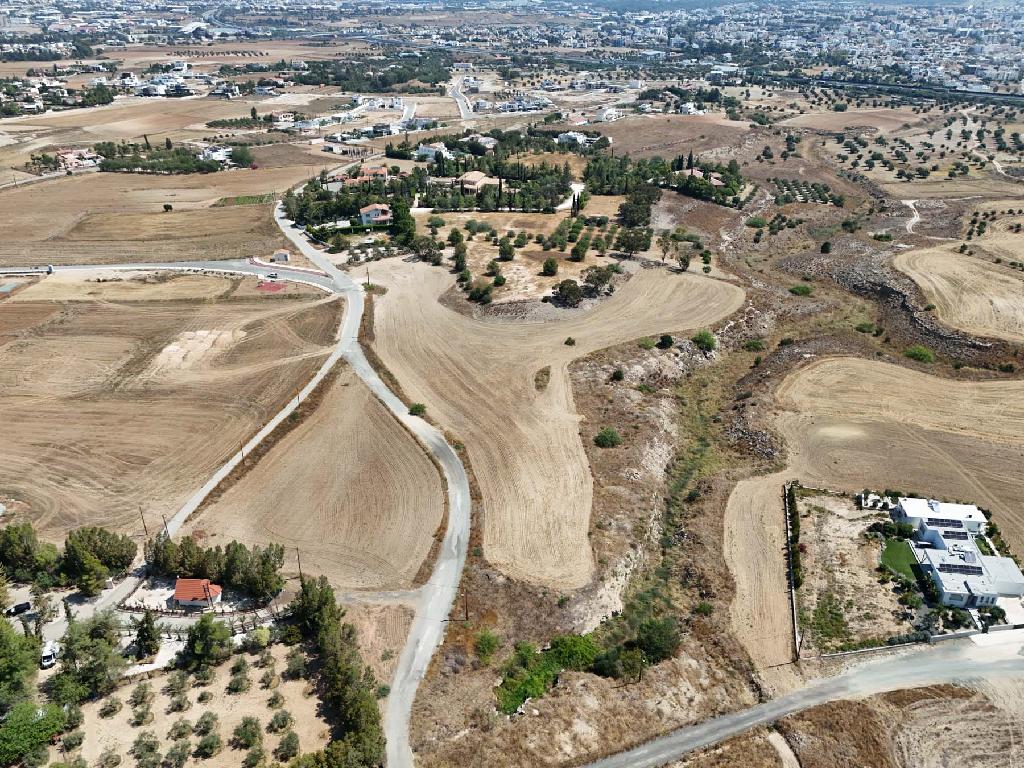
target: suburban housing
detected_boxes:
[172,577,223,609]
[894,498,1024,608]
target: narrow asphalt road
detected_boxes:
[271,207,471,768]
[586,632,1024,768]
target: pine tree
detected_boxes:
[135,610,160,660]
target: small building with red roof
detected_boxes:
[173,578,223,609]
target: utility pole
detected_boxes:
[463,590,469,622]
[139,505,149,537]
[161,514,170,538]
[296,547,304,583]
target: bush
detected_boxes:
[227,672,250,694]
[267,710,293,734]
[192,666,214,687]
[194,733,222,759]
[129,683,153,708]
[904,345,935,363]
[168,719,192,741]
[194,712,218,737]
[638,337,656,350]
[656,334,674,349]
[62,731,85,751]
[610,368,625,382]
[167,694,190,713]
[259,670,278,689]
[541,258,558,276]
[164,740,190,768]
[274,732,299,761]
[691,329,716,352]
[196,691,212,704]
[743,339,765,351]
[474,630,500,664]
[131,704,153,727]
[409,403,427,417]
[98,748,121,768]
[594,427,622,448]
[284,649,306,680]
[99,697,123,719]
[746,216,767,228]
[820,241,832,254]
[267,691,285,710]
[131,731,159,760]
[564,336,576,346]
[232,717,262,750]
[789,284,813,296]
[244,627,271,653]
[231,657,249,675]
[693,601,714,617]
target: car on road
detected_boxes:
[5,601,30,617]
[267,272,279,279]
[40,641,59,669]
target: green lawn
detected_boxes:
[881,539,917,581]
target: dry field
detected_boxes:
[70,643,329,768]
[728,356,1024,677]
[585,114,748,159]
[183,366,444,591]
[369,259,745,589]
[0,167,333,266]
[412,96,462,120]
[894,242,1024,343]
[0,271,340,544]
[780,106,926,134]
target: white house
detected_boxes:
[416,142,454,161]
[359,203,392,226]
[595,106,623,122]
[893,497,1024,608]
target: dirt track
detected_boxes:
[184,366,445,591]
[370,260,745,589]
[895,241,1024,344]
[0,273,339,543]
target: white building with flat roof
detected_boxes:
[895,497,1024,608]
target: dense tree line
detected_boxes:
[145,533,284,603]
[98,146,221,174]
[291,52,450,92]
[288,577,384,768]
[0,522,135,595]
[283,171,424,226]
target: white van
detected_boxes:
[40,641,59,669]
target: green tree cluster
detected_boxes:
[145,534,284,603]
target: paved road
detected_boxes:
[271,207,471,768]
[586,632,1024,768]
[447,76,474,120]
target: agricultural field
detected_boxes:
[582,113,748,159]
[0,169,324,267]
[183,366,445,592]
[72,643,329,768]
[0,270,341,544]
[369,258,744,588]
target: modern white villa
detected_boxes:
[894,497,1024,609]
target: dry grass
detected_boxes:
[183,365,445,591]
[369,258,744,589]
[586,114,748,159]
[0,272,337,544]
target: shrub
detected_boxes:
[594,427,622,448]
[474,630,500,664]
[656,334,674,349]
[241,747,265,768]
[131,731,159,759]
[267,710,293,734]
[167,694,190,713]
[284,649,305,680]
[227,672,250,694]
[168,719,192,741]
[693,601,714,617]
[245,628,271,653]
[541,258,558,276]
[408,402,427,417]
[192,667,214,687]
[62,731,84,751]
[165,671,189,697]
[274,732,299,761]
[691,329,717,352]
[164,740,190,768]
[564,336,576,346]
[743,339,765,351]
[789,284,813,296]
[232,717,262,750]
[259,670,278,689]
[610,367,625,382]
[231,657,249,675]
[99,697,123,719]
[904,345,935,363]
[196,691,212,704]
[98,748,121,768]
[129,683,153,708]
[131,704,153,727]
[820,241,832,253]
[194,712,218,737]
[745,216,767,228]
[194,733,222,759]
[493,274,506,287]
[267,692,285,710]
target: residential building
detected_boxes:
[173,578,222,609]
[458,170,499,193]
[359,203,393,226]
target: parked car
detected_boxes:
[40,641,59,669]
[5,601,31,617]
[266,272,279,279]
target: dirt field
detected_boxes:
[780,106,926,133]
[369,259,744,589]
[585,114,748,159]
[0,166,333,266]
[183,366,444,591]
[0,272,340,544]
[71,643,330,768]
[894,243,1024,343]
